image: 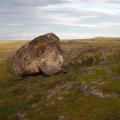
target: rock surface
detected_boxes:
[13,33,64,76]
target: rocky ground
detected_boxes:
[0,38,120,120]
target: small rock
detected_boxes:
[61,81,75,89]
[80,83,104,97]
[58,116,64,120]
[27,95,33,100]
[31,103,38,108]
[98,81,106,85]
[16,110,25,119]
[46,100,56,106]
[46,86,61,99]
[104,93,120,97]
[80,83,90,96]
[46,81,75,99]
[91,90,104,98]
[21,84,32,92]
[16,77,23,80]
[57,97,64,101]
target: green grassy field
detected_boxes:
[0,38,120,120]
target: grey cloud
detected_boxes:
[0,0,120,7]
[0,0,63,7]
[0,0,120,14]
[0,0,120,39]
[111,0,120,4]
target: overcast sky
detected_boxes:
[0,0,120,40]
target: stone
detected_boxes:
[21,84,32,92]
[57,96,64,101]
[15,110,25,119]
[13,33,64,76]
[31,103,38,108]
[58,116,65,120]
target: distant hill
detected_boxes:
[93,37,120,42]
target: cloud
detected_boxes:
[8,23,24,26]
[0,0,120,16]
[57,32,120,39]
[0,32,39,40]
[0,0,120,9]
[99,22,120,28]
[37,3,119,16]
[0,0,120,39]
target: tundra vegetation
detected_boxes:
[0,37,120,120]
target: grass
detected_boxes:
[0,38,120,120]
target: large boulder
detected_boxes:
[13,33,64,76]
